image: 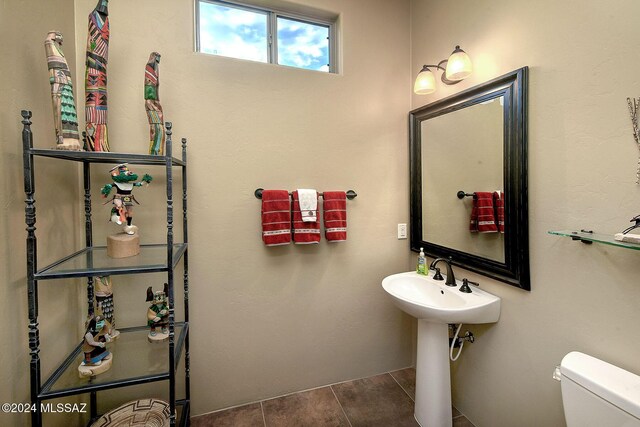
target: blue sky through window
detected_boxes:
[199,2,268,62]
[277,17,329,72]
[198,1,331,72]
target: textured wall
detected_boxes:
[411,0,640,425]
[71,0,413,416]
[0,0,85,425]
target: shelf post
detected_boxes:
[90,391,97,420]
[181,137,190,402]
[22,110,42,426]
[83,140,94,425]
[165,122,176,426]
[83,161,95,316]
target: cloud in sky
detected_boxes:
[199,2,268,62]
[199,2,329,72]
[277,18,329,71]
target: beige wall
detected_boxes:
[422,99,504,261]
[0,0,85,425]
[9,1,638,425]
[412,0,640,426]
[69,0,413,417]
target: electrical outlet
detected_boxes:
[398,223,407,239]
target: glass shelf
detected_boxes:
[30,148,185,167]
[35,244,187,280]
[548,230,640,250]
[40,323,188,399]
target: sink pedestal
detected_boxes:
[381,272,501,426]
[415,319,452,427]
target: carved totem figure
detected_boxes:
[95,276,119,339]
[627,97,640,184]
[85,0,110,151]
[145,52,166,155]
[44,31,82,151]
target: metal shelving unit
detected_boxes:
[21,110,190,427]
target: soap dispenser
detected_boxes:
[416,247,427,275]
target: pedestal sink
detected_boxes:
[382,272,501,427]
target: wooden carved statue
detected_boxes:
[44,31,82,151]
[146,283,169,343]
[85,0,110,151]
[95,276,119,339]
[78,314,113,377]
[145,52,166,155]
[627,97,640,184]
[101,164,152,235]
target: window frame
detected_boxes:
[195,0,338,73]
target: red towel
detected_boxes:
[261,190,291,246]
[493,191,505,233]
[469,201,478,231]
[292,190,320,244]
[469,192,498,233]
[323,191,347,242]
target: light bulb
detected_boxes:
[445,46,472,81]
[414,67,436,95]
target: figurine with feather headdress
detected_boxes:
[146,283,169,343]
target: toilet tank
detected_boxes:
[560,351,640,427]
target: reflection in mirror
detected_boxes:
[421,96,505,262]
[410,67,529,290]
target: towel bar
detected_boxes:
[254,188,357,200]
[457,190,474,199]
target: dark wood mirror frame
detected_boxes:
[409,67,529,290]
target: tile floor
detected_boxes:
[191,368,477,427]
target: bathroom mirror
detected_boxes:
[410,67,529,290]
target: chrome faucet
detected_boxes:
[429,258,456,287]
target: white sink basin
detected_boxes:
[383,271,501,426]
[382,271,501,324]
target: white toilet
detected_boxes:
[559,351,640,426]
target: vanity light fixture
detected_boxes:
[414,45,473,95]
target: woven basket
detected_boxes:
[91,398,170,427]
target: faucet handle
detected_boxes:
[433,267,444,281]
[459,278,479,293]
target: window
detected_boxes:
[196,0,336,73]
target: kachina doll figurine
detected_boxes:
[144,52,166,155]
[44,31,82,151]
[95,275,119,339]
[78,314,113,378]
[85,0,110,151]
[101,163,152,235]
[146,283,169,343]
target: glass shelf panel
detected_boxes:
[548,230,640,250]
[30,148,185,167]
[35,244,187,279]
[41,323,187,398]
